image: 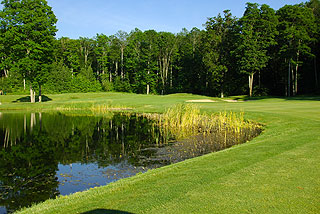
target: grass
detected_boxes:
[147,104,261,145]
[0,92,319,213]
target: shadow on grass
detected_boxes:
[12,95,52,103]
[282,95,320,101]
[233,95,320,101]
[82,209,134,214]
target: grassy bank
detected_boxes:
[1,93,319,213]
[0,92,215,113]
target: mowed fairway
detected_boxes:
[1,93,319,214]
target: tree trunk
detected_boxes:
[258,71,261,88]
[147,60,150,95]
[159,57,165,92]
[293,50,300,96]
[315,56,318,90]
[170,65,173,89]
[38,84,42,103]
[221,72,225,98]
[4,68,8,77]
[288,60,291,97]
[121,47,124,80]
[249,73,254,97]
[30,85,35,103]
[84,53,88,68]
[221,83,224,98]
[292,66,295,96]
[295,63,299,95]
[23,78,26,91]
[115,61,118,77]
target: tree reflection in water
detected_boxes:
[0,111,261,213]
[0,112,171,213]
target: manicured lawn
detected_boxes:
[1,93,319,213]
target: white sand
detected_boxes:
[186,99,217,103]
[223,99,244,102]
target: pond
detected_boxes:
[0,111,261,213]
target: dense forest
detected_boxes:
[0,0,319,102]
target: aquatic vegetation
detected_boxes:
[144,104,262,147]
[89,104,133,113]
[0,106,262,213]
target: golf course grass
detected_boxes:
[1,92,319,213]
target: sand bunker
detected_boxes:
[185,99,245,103]
[186,99,217,103]
[223,99,244,102]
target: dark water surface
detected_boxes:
[0,112,173,214]
[0,112,261,213]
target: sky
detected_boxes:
[1,0,306,39]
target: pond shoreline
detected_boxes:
[0,108,262,213]
[0,93,318,214]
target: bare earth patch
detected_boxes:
[186,99,217,103]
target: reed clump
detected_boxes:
[90,104,133,113]
[155,104,262,142]
[139,104,262,164]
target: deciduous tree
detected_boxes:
[277,4,316,96]
[0,0,57,102]
[204,10,237,98]
[236,3,278,96]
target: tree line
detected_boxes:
[0,0,319,102]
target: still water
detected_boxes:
[0,111,261,213]
[0,112,173,213]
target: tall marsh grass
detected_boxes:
[160,104,261,139]
[89,104,133,113]
[139,104,262,164]
[145,104,262,146]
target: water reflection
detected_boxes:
[0,112,171,213]
[0,111,261,214]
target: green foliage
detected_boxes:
[100,73,114,92]
[55,37,81,74]
[0,0,57,102]
[235,3,278,96]
[203,10,237,97]
[95,34,110,75]
[277,4,316,59]
[0,1,319,97]
[44,61,72,93]
[70,75,102,93]
[113,76,132,92]
[252,85,269,96]
[0,75,25,94]
[277,4,316,95]
[43,63,102,93]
